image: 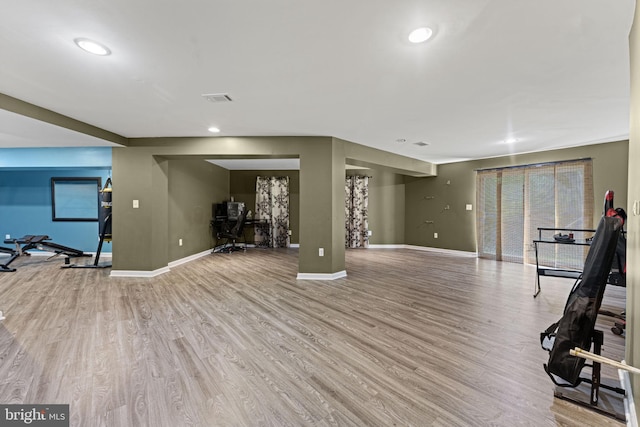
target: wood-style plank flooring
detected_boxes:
[0,248,627,426]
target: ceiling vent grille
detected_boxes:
[413,141,429,147]
[202,93,233,102]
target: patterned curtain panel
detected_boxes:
[345,176,369,248]
[255,176,290,248]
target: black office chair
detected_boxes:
[214,211,247,253]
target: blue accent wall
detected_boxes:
[0,148,112,253]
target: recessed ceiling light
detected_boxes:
[208,127,221,133]
[74,38,111,56]
[408,27,433,44]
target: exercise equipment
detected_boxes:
[3,235,92,268]
[64,178,112,268]
[0,246,18,272]
[599,190,627,335]
[540,196,626,420]
[570,347,640,376]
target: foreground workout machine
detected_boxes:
[540,191,627,420]
[65,178,112,269]
[1,178,113,271]
[0,245,18,272]
[2,235,92,270]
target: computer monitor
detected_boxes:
[213,203,227,219]
[226,201,245,220]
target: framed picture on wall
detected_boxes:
[51,177,102,221]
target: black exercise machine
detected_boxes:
[3,235,92,269]
[64,178,112,269]
[540,193,626,420]
[0,245,19,272]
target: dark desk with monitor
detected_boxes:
[212,201,273,250]
[211,217,271,248]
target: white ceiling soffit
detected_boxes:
[0,0,635,163]
[207,158,300,170]
[0,109,119,148]
[206,159,372,170]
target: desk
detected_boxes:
[533,227,595,297]
[211,218,271,248]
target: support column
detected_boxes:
[111,148,170,274]
[297,139,346,279]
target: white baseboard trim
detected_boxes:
[405,245,477,257]
[297,270,347,280]
[105,245,473,279]
[91,252,112,258]
[242,244,299,249]
[110,249,212,278]
[110,266,171,278]
[168,249,211,268]
[11,250,112,257]
[368,244,477,257]
[620,367,638,427]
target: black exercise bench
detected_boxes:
[2,235,92,271]
[0,246,18,272]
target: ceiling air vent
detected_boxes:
[413,141,429,147]
[202,93,233,102]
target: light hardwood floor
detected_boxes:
[0,248,627,426]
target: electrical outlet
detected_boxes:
[288,230,292,235]
[179,239,183,246]
[367,230,372,236]
[466,204,473,211]
[133,199,139,209]
[319,248,324,256]
[434,232,438,239]
[5,234,9,240]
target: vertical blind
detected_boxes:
[476,159,593,267]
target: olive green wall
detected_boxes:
[229,170,300,244]
[628,3,640,409]
[168,159,229,262]
[405,140,629,252]
[111,147,165,271]
[111,136,434,275]
[348,168,406,244]
[228,167,405,247]
[297,138,346,274]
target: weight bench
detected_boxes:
[3,235,92,269]
[0,246,18,272]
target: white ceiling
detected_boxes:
[207,158,300,170]
[0,0,635,165]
